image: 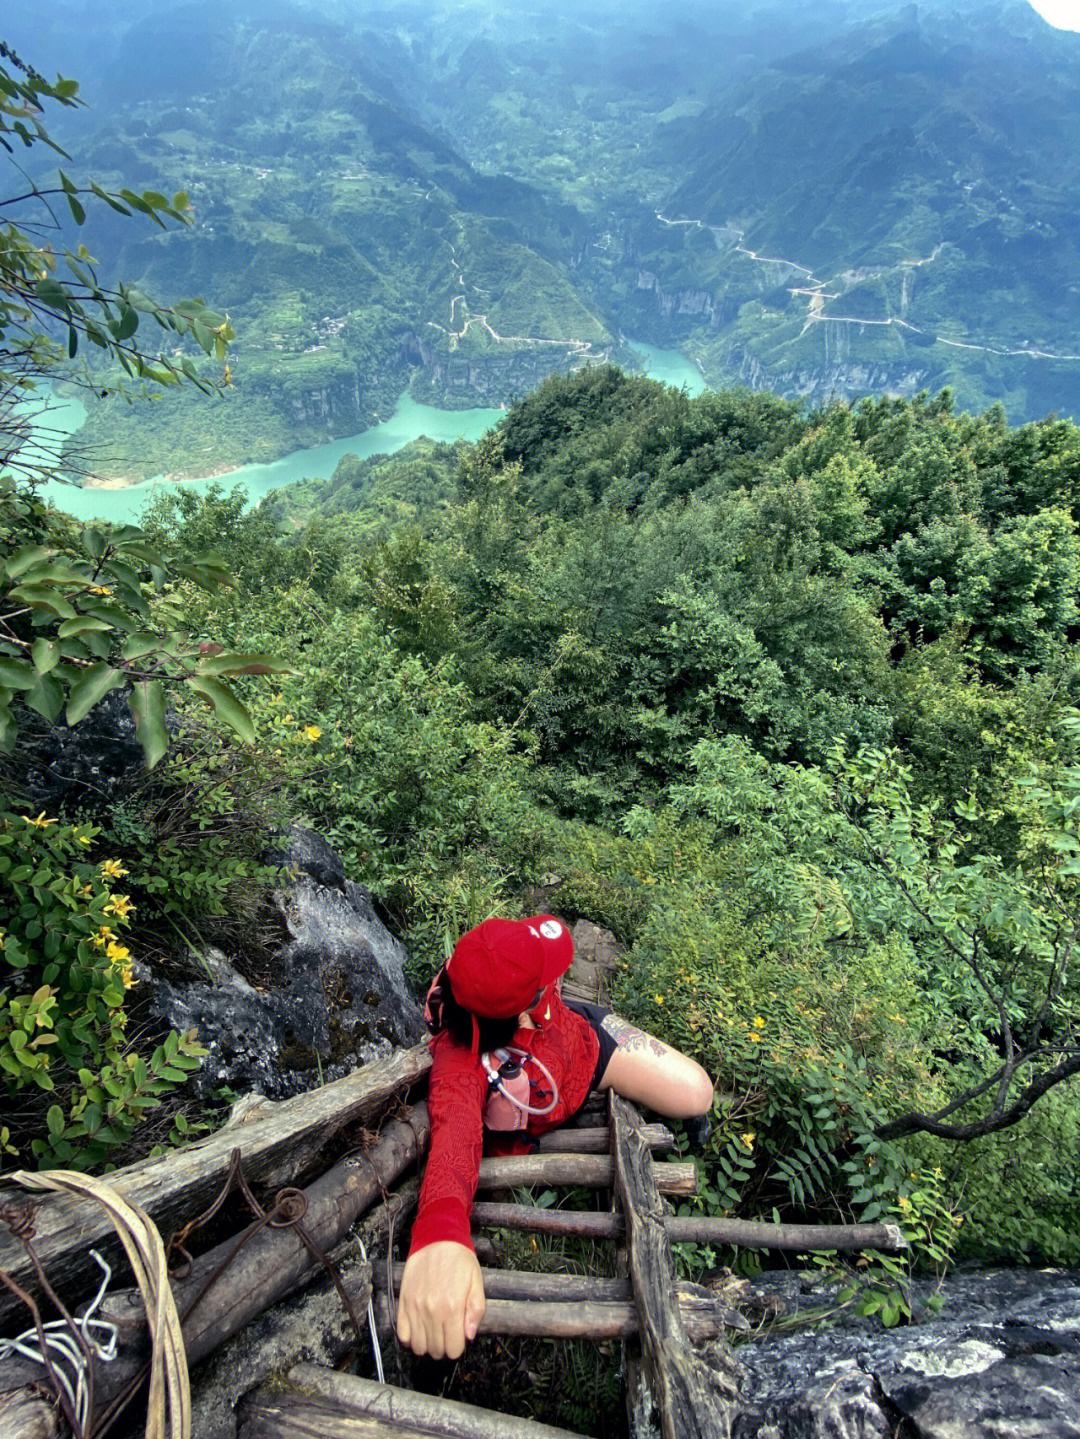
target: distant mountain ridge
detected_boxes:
[633,0,1080,414]
[46,2,624,480]
[12,0,1080,481]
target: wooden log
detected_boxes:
[374,1292,735,1344]
[241,1394,456,1439]
[668,1216,907,1251]
[536,1124,673,1155]
[254,1363,591,1439]
[189,1260,373,1439]
[357,1176,420,1257]
[611,1094,739,1439]
[469,1202,906,1251]
[0,1043,431,1334]
[0,1390,57,1439]
[471,1202,618,1239]
[0,1109,430,1435]
[378,1261,632,1303]
[475,1154,696,1195]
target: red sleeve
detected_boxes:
[409,1034,487,1255]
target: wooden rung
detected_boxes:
[536,1124,673,1154]
[375,1264,750,1334]
[377,1262,632,1303]
[374,1293,741,1344]
[241,1364,589,1439]
[470,1202,907,1251]
[476,1153,696,1195]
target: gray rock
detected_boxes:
[733,1268,1080,1439]
[142,826,424,1099]
[15,688,148,813]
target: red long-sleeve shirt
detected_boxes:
[409,989,600,1254]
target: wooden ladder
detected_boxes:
[238,1087,741,1439]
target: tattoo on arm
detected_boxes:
[601,1013,669,1059]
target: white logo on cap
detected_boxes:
[539,920,563,940]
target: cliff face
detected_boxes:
[728,347,934,404]
[406,330,613,408]
[636,269,721,324]
[252,352,410,440]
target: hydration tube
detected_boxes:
[482,1045,560,1116]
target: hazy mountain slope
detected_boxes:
[369,0,1080,421]
[39,2,624,481]
[628,0,1080,416]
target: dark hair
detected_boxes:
[438,967,519,1051]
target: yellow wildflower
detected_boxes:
[92,925,116,950]
[654,994,665,1006]
[77,833,91,847]
[106,940,131,965]
[303,724,322,743]
[88,584,113,596]
[748,1031,762,1043]
[100,859,129,880]
[752,1016,766,1030]
[739,1132,755,1150]
[23,812,57,830]
[118,963,136,990]
[897,1195,912,1211]
[104,894,135,919]
[953,1214,965,1227]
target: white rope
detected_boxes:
[0,1249,118,1435]
[9,1167,190,1439]
[355,1236,385,1384]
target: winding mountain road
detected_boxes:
[654,212,1080,363]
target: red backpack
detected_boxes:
[424,973,560,1131]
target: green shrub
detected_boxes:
[0,808,205,1167]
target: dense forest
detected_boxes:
[7,362,1080,1283]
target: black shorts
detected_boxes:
[564,998,618,1092]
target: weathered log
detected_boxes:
[0,1389,56,1439]
[469,1202,906,1250]
[475,1153,695,1195]
[611,1094,739,1439]
[471,1202,619,1238]
[189,1260,373,1439]
[378,1263,745,1328]
[186,1181,421,1439]
[536,1124,673,1154]
[243,1364,591,1439]
[0,1108,429,1435]
[0,1044,431,1334]
[379,1261,632,1303]
[607,1094,660,1439]
[241,1396,457,1439]
[357,1175,420,1257]
[375,1291,744,1342]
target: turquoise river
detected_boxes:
[33,341,705,524]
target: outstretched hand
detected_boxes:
[396,1241,486,1359]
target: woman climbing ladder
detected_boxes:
[397,914,714,1359]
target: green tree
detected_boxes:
[1,43,285,765]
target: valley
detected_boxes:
[8,0,1080,499]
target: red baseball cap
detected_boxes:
[447,915,574,1019]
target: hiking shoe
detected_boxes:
[683,1113,711,1151]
